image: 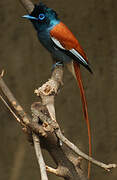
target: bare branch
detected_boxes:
[0,76,46,136]
[33,134,48,180]
[35,66,63,122]
[0,77,31,124]
[20,0,34,13]
[0,94,21,123]
[32,105,48,180]
[35,65,117,172]
[31,100,86,180]
[0,76,50,179]
[55,129,117,171]
[46,166,60,176]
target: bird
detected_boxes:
[22,2,92,178]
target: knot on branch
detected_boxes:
[104,163,117,171]
[34,67,63,105]
[31,102,59,134]
[35,79,58,97]
[76,157,83,169]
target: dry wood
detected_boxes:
[0,0,116,179]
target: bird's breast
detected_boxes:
[37,30,71,63]
[37,30,54,51]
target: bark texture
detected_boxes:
[0,0,117,180]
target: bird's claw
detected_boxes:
[51,61,64,71]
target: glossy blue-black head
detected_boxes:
[22,3,60,31]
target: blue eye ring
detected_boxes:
[38,13,45,20]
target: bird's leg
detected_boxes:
[52,61,64,71]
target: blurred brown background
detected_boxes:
[0,0,117,179]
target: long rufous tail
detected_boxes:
[73,61,91,179]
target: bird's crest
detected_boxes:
[30,2,58,19]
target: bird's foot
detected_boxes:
[51,61,64,71]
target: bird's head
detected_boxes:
[22,3,60,31]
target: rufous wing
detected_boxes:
[50,22,88,63]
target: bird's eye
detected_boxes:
[38,13,45,20]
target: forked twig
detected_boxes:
[0,75,48,180]
[35,66,117,172]
[55,128,117,171]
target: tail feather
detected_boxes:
[73,61,91,179]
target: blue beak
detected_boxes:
[22,15,38,20]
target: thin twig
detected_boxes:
[33,134,48,180]
[0,77,31,124]
[0,94,21,123]
[0,76,44,136]
[55,129,117,171]
[46,166,59,176]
